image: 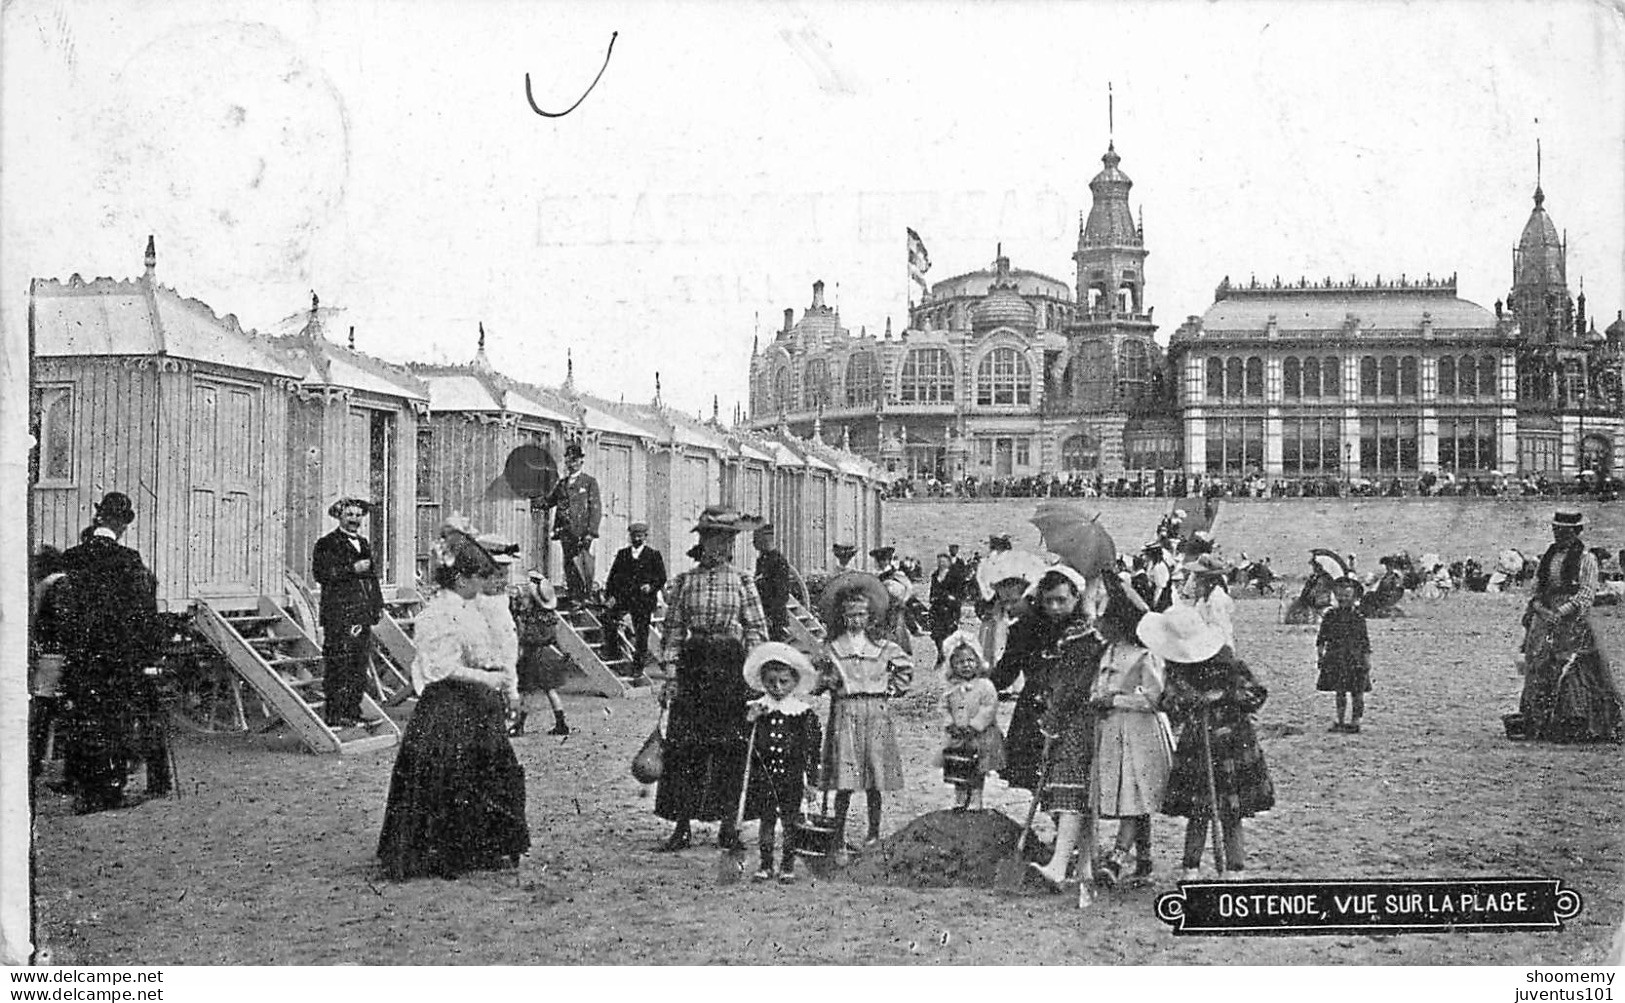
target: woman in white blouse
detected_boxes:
[377,527,530,880]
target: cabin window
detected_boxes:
[35,385,75,486]
[416,426,435,501]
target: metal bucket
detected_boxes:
[1502,712,1530,741]
[942,748,979,786]
[30,654,66,698]
[790,812,841,859]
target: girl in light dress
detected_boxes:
[937,632,1005,812]
[814,574,912,858]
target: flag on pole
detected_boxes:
[907,227,931,291]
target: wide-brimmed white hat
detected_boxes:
[1136,605,1226,664]
[742,642,816,695]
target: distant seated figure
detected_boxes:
[1358,558,1406,618]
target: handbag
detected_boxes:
[631,705,668,784]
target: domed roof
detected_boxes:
[1082,143,1139,248]
[1514,187,1565,289]
[972,253,1037,333]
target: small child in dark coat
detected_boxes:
[740,642,824,884]
[1317,578,1372,733]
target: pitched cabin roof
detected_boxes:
[272,326,429,403]
[30,274,300,377]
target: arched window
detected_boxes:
[771,367,791,412]
[899,347,955,403]
[845,352,880,406]
[1283,356,1302,399]
[1206,357,1224,399]
[803,358,832,410]
[1360,357,1378,398]
[1458,355,1478,398]
[1400,356,1418,398]
[1564,359,1586,406]
[976,347,1032,405]
[1226,357,1244,400]
[1480,354,1498,397]
[1437,355,1456,397]
[1244,357,1264,398]
[1303,356,1321,398]
[1120,340,1149,382]
[1061,432,1101,472]
[1323,356,1341,397]
[1379,356,1398,397]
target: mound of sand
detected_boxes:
[841,809,1048,889]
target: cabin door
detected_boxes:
[599,441,633,557]
[346,407,396,579]
[188,378,260,596]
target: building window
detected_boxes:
[1283,356,1302,399]
[1480,354,1497,397]
[1061,432,1100,471]
[1520,435,1559,474]
[1437,356,1456,397]
[803,358,832,410]
[899,348,955,403]
[1359,417,1419,475]
[1206,358,1224,399]
[1226,357,1243,401]
[1126,434,1180,471]
[1281,417,1342,476]
[1438,417,1498,473]
[1580,434,1612,476]
[976,347,1032,405]
[1204,417,1265,475]
[415,426,435,501]
[1244,357,1264,398]
[845,352,880,406]
[1400,356,1418,398]
[1322,355,1341,398]
[1563,359,1586,407]
[1360,356,1378,398]
[1015,438,1031,466]
[772,367,791,412]
[1379,356,1399,397]
[1120,341,1149,382]
[34,385,74,485]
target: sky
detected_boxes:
[3,0,1623,421]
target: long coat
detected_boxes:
[752,547,792,640]
[312,529,384,630]
[991,609,1075,791]
[606,545,668,613]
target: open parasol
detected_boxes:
[1308,548,1350,579]
[1029,501,1117,579]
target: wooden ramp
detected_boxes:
[192,597,401,754]
[371,588,423,706]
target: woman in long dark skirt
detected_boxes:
[377,528,529,880]
[653,506,769,852]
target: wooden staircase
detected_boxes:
[554,603,654,698]
[784,594,827,652]
[191,597,401,754]
[371,588,423,706]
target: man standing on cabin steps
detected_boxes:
[312,498,385,729]
[603,520,667,670]
[544,442,603,610]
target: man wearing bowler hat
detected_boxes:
[57,491,165,813]
[603,520,666,669]
[544,442,602,609]
[313,497,385,729]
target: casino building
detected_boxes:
[746,151,1624,485]
[745,141,1180,483]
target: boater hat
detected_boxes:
[327,496,374,519]
[1552,511,1585,529]
[742,642,816,696]
[869,545,896,562]
[1136,604,1226,665]
[690,504,761,534]
[832,542,858,557]
[475,532,520,564]
[526,570,559,609]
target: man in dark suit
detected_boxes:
[752,523,792,642]
[602,520,667,668]
[57,491,165,814]
[312,497,384,728]
[544,442,602,608]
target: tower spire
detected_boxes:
[1108,81,1114,142]
[1534,126,1545,207]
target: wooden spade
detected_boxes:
[718,718,759,886]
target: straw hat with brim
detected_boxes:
[1136,605,1226,665]
[832,543,858,557]
[691,505,761,534]
[526,571,558,608]
[1552,511,1585,529]
[327,496,374,519]
[818,571,890,630]
[1184,554,1233,578]
[743,642,816,695]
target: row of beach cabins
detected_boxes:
[25,240,887,746]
